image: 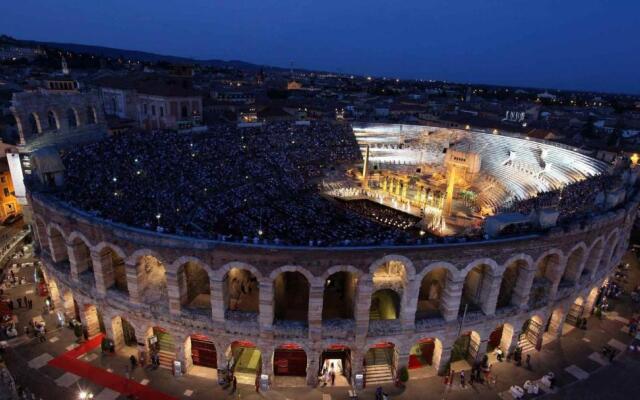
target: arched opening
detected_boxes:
[97,246,128,295]
[177,261,210,315]
[496,260,526,309]
[274,343,307,380]
[566,297,585,327]
[530,254,561,309]
[110,316,137,354]
[322,271,357,321]
[583,240,603,280]
[561,247,585,286]
[86,105,97,124]
[520,315,544,352]
[372,260,407,288]
[364,342,396,385]
[28,113,41,135]
[415,268,447,320]
[230,340,261,381]
[319,345,352,386]
[61,291,78,321]
[188,334,217,371]
[461,264,492,314]
[274,271,309,323]
[66,108,79,128]
[70,237,94,286]
[547,307,566,341]
[136,255,167,304]
[82,304,105,338]
[47,110,59,131]
[148,327,175,370]
[181,105,188,119]
[487,323,514,361]
[48,226,68,264]
[223,267,259,319]
[408,338,442,378]
[369,289,400,320]
[450,331,481,370]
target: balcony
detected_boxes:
[322,319,355,339]
[273,320,308,338]
[225,310,259,335]
[368,319,402,337]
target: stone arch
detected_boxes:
[216,261,263,281]
[86,105,97,124]
[368,254,416,280]
[415,262,455,320]
[46,224,68,263]
[450,330,482,364]
[26,112,42,135]
[461,258,499,314]
[583,237,604,278]
[94,241,127,261]
[529,250,563,309]
[562,243,587,285]
[222,264,260,316]
[273,268,310,323]
[369,288,400,320]
[68,232,93,283]
[497,255,532,310]
[47,109,60,130]
[175,259,211,315]
[322,267,359,320]
[66,107,80,128]
[408,337,443,372]
[273,342,309,378]
[132,253,168,304]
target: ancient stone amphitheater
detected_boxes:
[29,124,639,389]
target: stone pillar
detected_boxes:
[476,339,489,361]
[549,310,567,339]
[135,327,152,365]
[512,269,535,309]
[440,276,464,322]
[432,340,444,373]
[261,345,274,383]
[506,329,521,354]
[175,335,193,374]
[91,250,112,297]
[308,282,324,340]
[211,278,226,325]
[166,272,181,316]
[354,280,373,340]
[216,342,229,372]
[67,244,80,282]
[351,350,364,382]
[126,260,141,305]
[259,281,274,332]
[400,280,418,331]
[306,349,320,386]
[48,235,67,264]
[437,346,453,375]
[480,271,501,316]
[106,316,125,352]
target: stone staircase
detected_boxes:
[517,334,536,354]
[157,332,176,370]
[365,348,393,385]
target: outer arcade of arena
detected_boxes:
[28,187,636,389]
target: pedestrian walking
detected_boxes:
[16,298,21,308]
[525,354,532,370]
[23,296,27,306]
[331,370,335,386]
[23,326,29,336]
[129,355,137,370]
[460,370,465,388]
[449,369,454,386]
[28,299,32,310]
[232,375,237,392]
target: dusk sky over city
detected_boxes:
[2,0,639,94]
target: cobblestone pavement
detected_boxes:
[2,243,640,400]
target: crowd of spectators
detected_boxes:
[59,122,420,246]
[498,173,617,221]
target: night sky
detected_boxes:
[2,0,638,94]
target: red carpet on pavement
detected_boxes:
[48,333,176,400]
[408,354,422,369]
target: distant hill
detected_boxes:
[0,34,283,71]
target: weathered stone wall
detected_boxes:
[32,188,638,386]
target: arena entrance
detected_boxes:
[520,316,544,352]
[319,345,351,387]
[408,338,440,379]
[149,327,175,370]
[487,323,514,362]
[186,334,218,380]
[566,297,585,327]
[110,316,137,354]
[82,304,104,338]
[230,341,261,384]
[364,342,396,385]
[273,344,307,386]
[450,331,481,371]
